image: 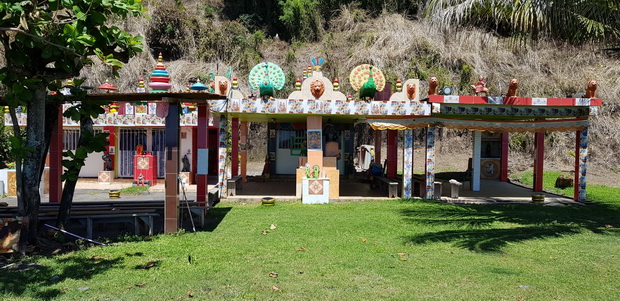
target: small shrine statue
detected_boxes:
[136,144,144,156]
[584,80,598,98]
[305,163,321,179]
[102,153,113,171]
[428,77,438,96]
[470,77,489,96]
[506,78,519,97]
[182,154,191,172]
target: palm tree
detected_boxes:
[425,0,620,43]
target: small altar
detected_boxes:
[302,178,330,204]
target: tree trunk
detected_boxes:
[18,83,48,244]
[39,101,61,180]
[57,114,93,229]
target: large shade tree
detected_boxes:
[425,0,620,43]
[0,0,144,243]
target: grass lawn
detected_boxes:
[2,179,620,300]
[513,171,574,196]
[118,186,150,195]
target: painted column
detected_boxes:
[267,122,277,176]
[402,129,413,199]
[231,118,239,177]
[218,115,229,197]
[191,127,197,184]
[344,125,354,176]
[307,116,323,168]
[145,129,153,156]
[240,121,248,182]
[472,131,482,192]
[574,129,588,202]
[195,104,209,204]
[374,130,382,166]
[103,126,116,177]
[425,127,436,199]
[500,132,509,182]
[49,109,63,203]
[387,130,397,179]
[164,100,180,233]
[533,132,545,192]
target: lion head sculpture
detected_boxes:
[218,80,229,96]
[584,80,597,98]
[506,78,518,97]
[310,79,325,99]
[406,82,417,100]
[428,77,438,96]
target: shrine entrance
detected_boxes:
[118,128,166,178]
[275,128,307,174]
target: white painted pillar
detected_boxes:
[472,131,482,191]
[575,129,588,202]
[425,127,436,199]
[218,115,229,197]
[402,129,413,199]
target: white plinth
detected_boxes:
[98,171,114,184]
[302,178,330,204]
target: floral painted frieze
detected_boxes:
[223,98,433,116]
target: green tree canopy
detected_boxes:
[425,0,620,43]
[0,0,144,242]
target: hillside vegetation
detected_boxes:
[76,0,620,173]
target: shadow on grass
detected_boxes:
[180,206,232,233]
[401,200,620,252]
[0,255,123,300]
[435,171,468,182]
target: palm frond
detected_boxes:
[425,0,620,43]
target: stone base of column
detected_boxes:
[98,171,114,184]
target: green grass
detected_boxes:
[118,186,149,195]
[2,188,620,300]
[515,170,620,204]
[514,170,572,195]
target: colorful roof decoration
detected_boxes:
[248,62,286,91]
[232,76,239,90]
[97,79,117,91]
[333,78,340,91]
[136,78,146,93]
[311,57,324,71]
[190,79,208,91]
[368,117,589,133]
[149,53,172,93]
[395,78,403,92]
[349,64,386,92]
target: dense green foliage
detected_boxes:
[211,0,620,44]
[0,116,13,169]
[0,0,145,238]
[221,0,425,41]
[426,0,620,43]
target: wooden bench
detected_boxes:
[373,176,399,198]
[411,176,445,199]
[38,210,158,239]
[83,213,157,239]
[208,186,220,208]
[226,176,242,196]
[412,175,426,198]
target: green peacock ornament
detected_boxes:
[249,62,286,98]
[349,64,386,100]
